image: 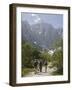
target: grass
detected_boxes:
[22,68,35,77]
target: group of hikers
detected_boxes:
[34,59,48,74]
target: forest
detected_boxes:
[21,39,63,77]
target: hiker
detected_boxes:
[39,60,43,72]
[34,60,38,74]
[44,60,48,73]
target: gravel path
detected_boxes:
[26,66,57,77]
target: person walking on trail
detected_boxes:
[39,60,43,72]
[34,60,38,74]
[44,60,48,73]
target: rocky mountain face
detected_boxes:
[22,20,63,49]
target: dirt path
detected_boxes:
[26,66,57,77]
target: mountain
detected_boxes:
[22,20,63,49]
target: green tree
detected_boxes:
[22,42,33,68]
[40,52,51,62]
[52,49,63,74]
[32,48,40,59]
[53,39,63,49]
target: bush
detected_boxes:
[22,68,35,77]
[52,49,63,74]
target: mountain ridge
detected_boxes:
[22,20,63,49]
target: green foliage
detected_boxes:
[22,42,33,68]
[52,49,63,74]
[53,39,63,49]
[50,38,63,75]
[22,68,35,77]
[22,38,63,76]
[40,52,51,62]
[22,41,41,68]
[32,48,40,59]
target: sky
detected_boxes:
[21,12,63,29]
